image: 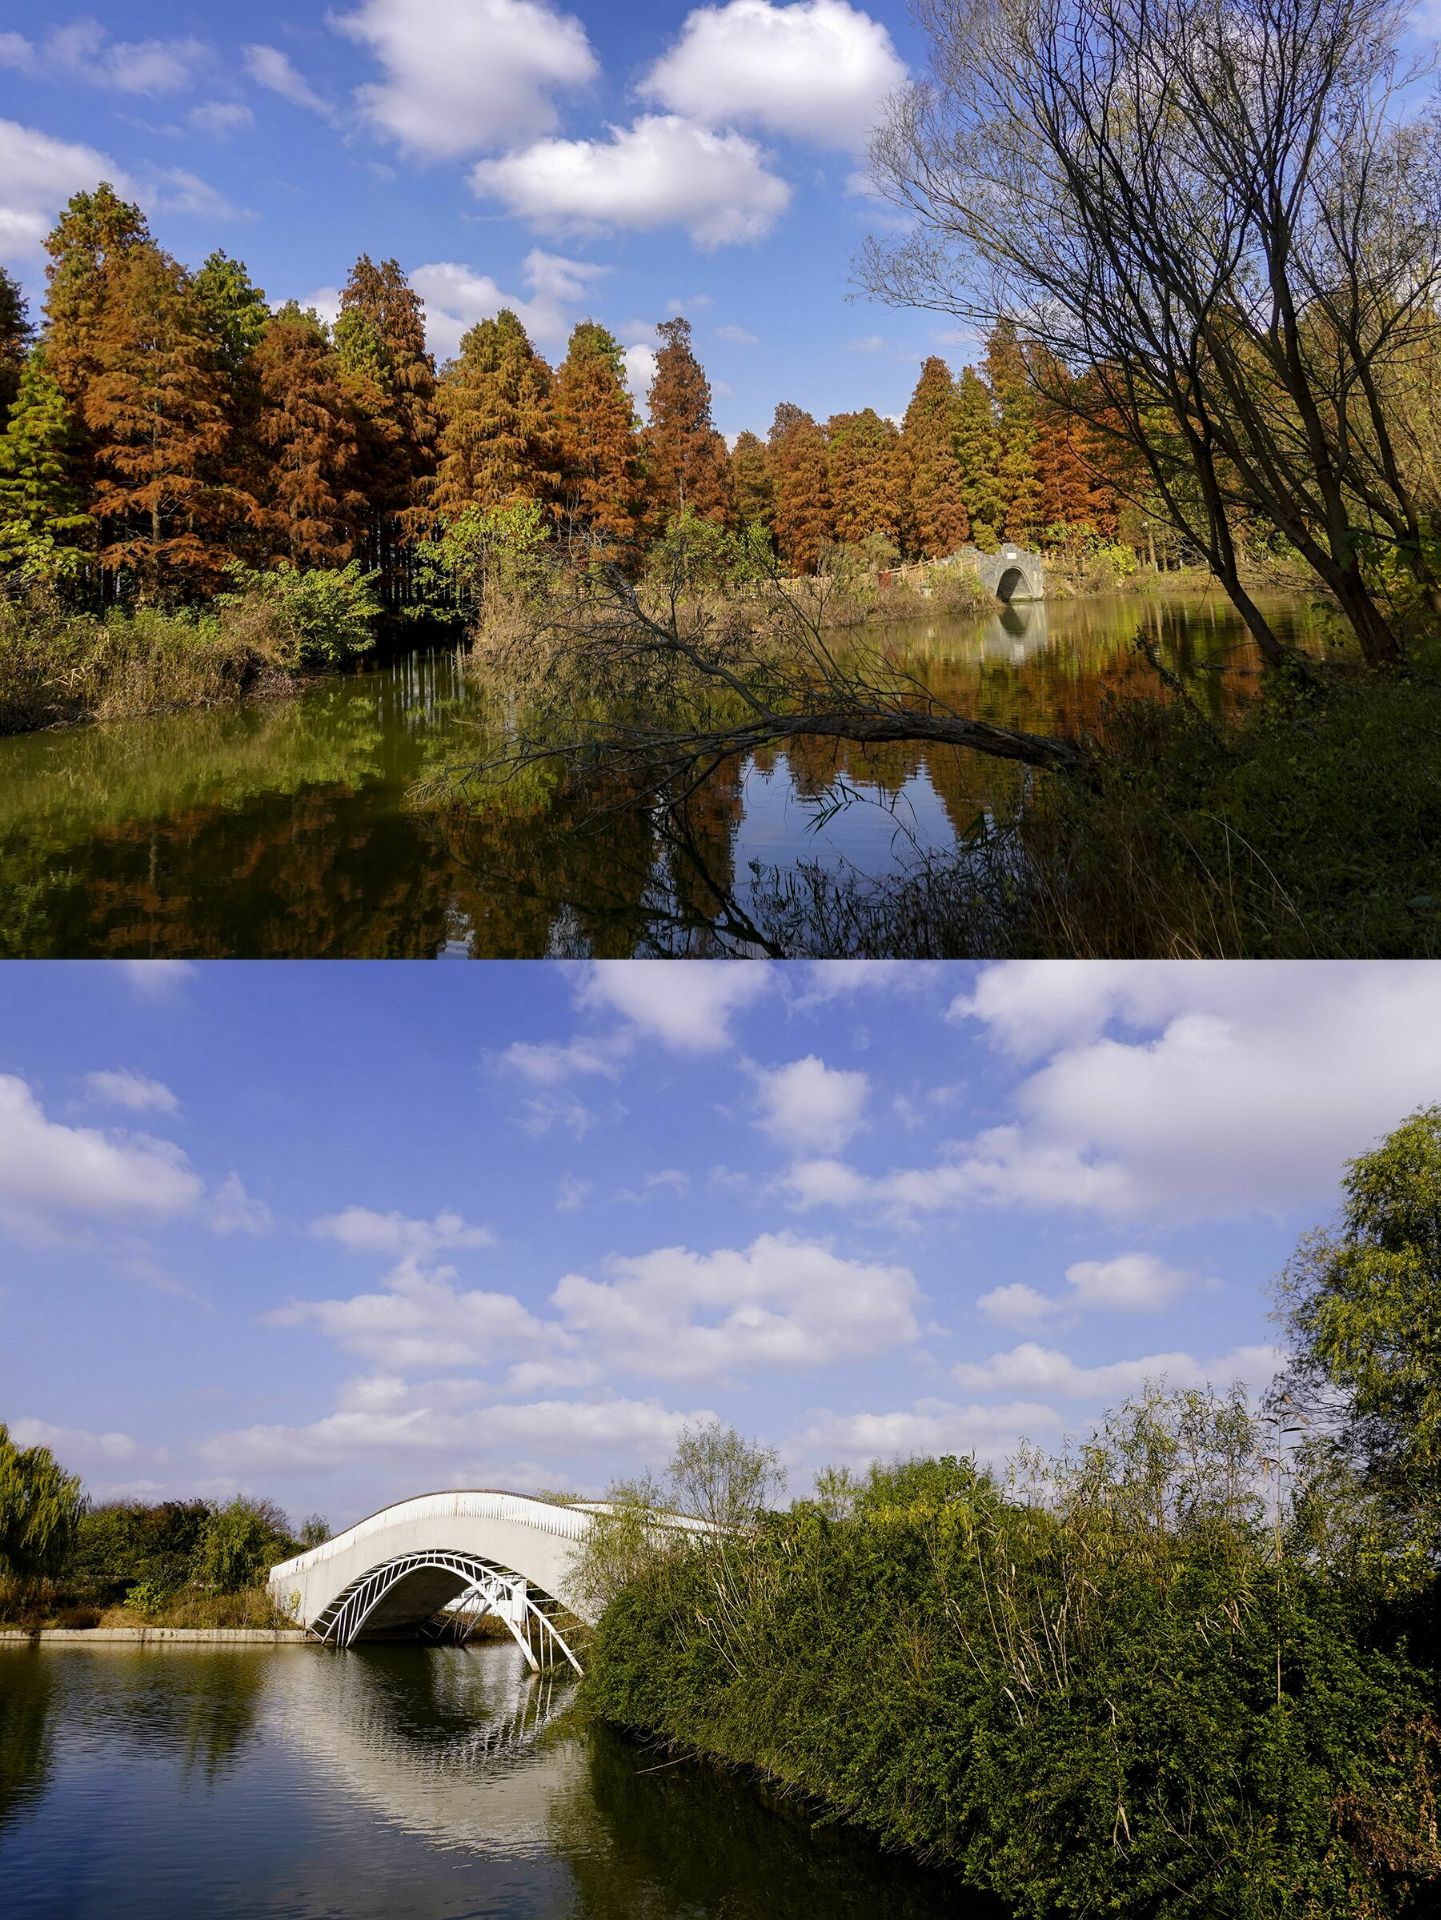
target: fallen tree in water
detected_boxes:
[423,529,1095,813]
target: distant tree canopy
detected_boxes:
[0,179,1139,617]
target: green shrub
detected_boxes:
[218,563,380,668]
[123,1579,171,1620]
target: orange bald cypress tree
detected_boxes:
[554,321,643,550]
[900,357,968,558]
[43,185,151,405]
[985,319,1041,542]
[645,318,732,531]
[334,255,438,598]
[253,304,365,568]
[433,309,558,522]
[770,402,833,574]
[82,243,234,596]
[826,407,907,552]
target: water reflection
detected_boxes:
[0,1645,991,1919]
[0,1654,54,1837]
[0,592,1340,958]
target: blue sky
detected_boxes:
[2,959,1438,1530]
[0,0,971,438]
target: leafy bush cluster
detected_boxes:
[0,1459,329,1628]
[586,1412,1439,1920]
[0,565,379,735]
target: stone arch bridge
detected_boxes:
[949,543,1046,602]
[269,1491,702,1675]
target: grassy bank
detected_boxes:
[581,1407,1441,1920]
[0,566,379,737]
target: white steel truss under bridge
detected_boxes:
[309,1550,584,1673]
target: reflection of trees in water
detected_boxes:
[549,1722,993,1920]
[74,1652,270,1785]
[0,598,1342,958]
[0,1655,55,1836]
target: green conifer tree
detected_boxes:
[0,348,95,582]
[0,267,33,430]
[955,365,1005,549]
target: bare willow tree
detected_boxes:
[864,0,1441,666]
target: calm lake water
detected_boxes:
[0,592,1330,958]
[0,1644,990,1920]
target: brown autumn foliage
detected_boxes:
[553,321,645,549]
[770,402,834,573]
[645,317,733,533]
[253,304,365,568]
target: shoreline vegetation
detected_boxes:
[574,1112,1441,1920]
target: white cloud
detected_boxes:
[577,960,773,1051]
[789,959,939,1004]
[555,1174,591,1213]
[975,1282,1056,1327]
[188,101,255,137]
[209,1174,273,1237]
[332,0,599,158]
[715,322,758,345]
[0,33,33,71]
[83,1070,180,1116]
[0,119,131,259]
[470,115,792,249]
[975,1254,1195,1325]
[204,1391,703,1474]
[793,1397,1062,1470]
[518,1091,599,1139]
[9,1417,139,1464]
[641,0,906,150]
[243,45,333,119]
[790,964,1441,1224]
[753,1055,868,1153]
[952,1341,1284,1402]
[957,962,1441,1217]
[411,250,607,359]
[1064,1253,1194,1311]
[48,22,207,95]
[120,961,195,999]
[0,1075,201,1239]
[552,1232,918,1380]
[312,1207,495,1257]
[268,1254,544,1370]
[502,1035,628,1084]
[624,343,658,400]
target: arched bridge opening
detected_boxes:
[309,1549,583,1672]
[996,565,1027,602]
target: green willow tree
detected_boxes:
[0,1424,85,1593]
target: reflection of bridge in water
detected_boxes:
[267,1642,584,1858]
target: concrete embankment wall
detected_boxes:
[0,1628,311,1645]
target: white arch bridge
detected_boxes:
[270,1491,676,1675]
